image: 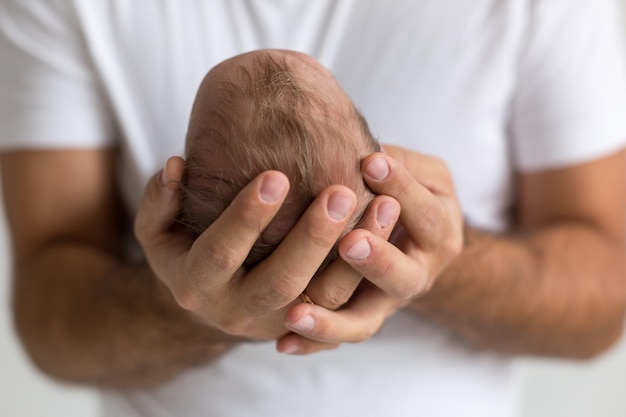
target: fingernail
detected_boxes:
[327,192,353,221]
[365,157,389,180]
[290,315,316,332]
[281,343,299,355]
[377,201,398,228]
[260,175,287,203]
[346,239,371,260]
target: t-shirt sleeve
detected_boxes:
[0,0,117,150]
[511,0,626,171]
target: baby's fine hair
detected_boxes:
[180,51,379,268]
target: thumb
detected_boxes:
[134,156,192,270]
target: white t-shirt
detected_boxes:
[1,1,626,416]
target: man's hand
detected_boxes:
[277,145,464,353]
[135,156,360,340]
[279,146,626,359]
[346,145,464,296]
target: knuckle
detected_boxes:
[171,285,203,313]
[236,199,267,234]
[244,293,275,316]
[246,276,299,315]
[322,287,351,310]
[170,264,217,314]
[203,242,242,272]
[219,315,253,336]
[271,268,303,299]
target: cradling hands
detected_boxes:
[134,156,360,342]
[279,145,464,353]
[352,145,465,295]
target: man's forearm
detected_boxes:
[12,242,235,388]
[412,223,626,359]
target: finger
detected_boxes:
[361,152,452,252]
[134,156,194,280]
[283,283,399,345]
[305,196,400,310]
[340,229,430,299]
[242,185,357,312]
[170,171,290,315]
[135,156,185,244]
[380,145,453,193]
[187,170,290,286]
[276,332,340,355]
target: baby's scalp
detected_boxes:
[181,49,379,268]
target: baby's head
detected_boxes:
[181,49,379,269]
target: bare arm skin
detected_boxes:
[5,144,623,389]
[283,146,626,359]
[412,150,626,358]
[1,150,395,386]
[1,150,230,387]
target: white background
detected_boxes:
[2,2,626,416]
